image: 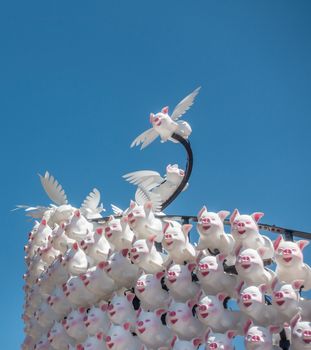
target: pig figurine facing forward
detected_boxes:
[290,313,311,350]
[78,332,108,350]
[62,307,88,342]
[204,328,236,350]
[84,302,110,335]
[105,323,144,350]
[47,320,75,350]
[105,215,134,251]
[107,292,137,327]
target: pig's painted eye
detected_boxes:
[145,319,150,322]
[211,217,216,221]
[296,328,302,333]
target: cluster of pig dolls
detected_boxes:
[22,192,311,350]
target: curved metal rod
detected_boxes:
[160,133,193,211]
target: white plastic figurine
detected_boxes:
[78,332,108,350]
[65,209,94,242]
[167,336,202,350]
[62,307,88,342]
[107,292,137,327]
[47,320,75,350]
[105,323,144,350]
[131,87,200,149]
[105,215,134,251]
[84,302,110,335]
[290,313,311,350]
[204,328,236,350]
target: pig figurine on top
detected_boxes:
[32,219,52,247]
[126,201,163,243]
[62,242,89,276]
[196,254,237,298]
[274,235,311,290]
[162,220,196,264]
[130,237,167,273]
[230,209,274,260]
[65,209,94,242]
[135,271,169,311]
[243,319,281,350]
[196,206,234,256]
[290,313,311,350]
[204,328,236,350]
[105,215,134,251]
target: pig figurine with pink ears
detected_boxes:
[78,332,108,350]
[105,323,144,350]
[159,335,202,350]
[65,209,94,242]
[135,271,169,311]
[104,215,134,251]
[167,298,204,340]
[165,263,200,302]
[274,235,311,290]
[204,328,236,350]
[32,219,52,247]
[162,220,196,264]
[50,223,75,254]
[63,275,99,306]
[135,308,174,349]
[235,247,276,289]
[290,313,311,350]
[48,286,72,317]
[230,209,274,260]
[271,277,311,322]
[196,253,237,298]
[130,237,167,273]
[47,320,75,350]
[62,307,88,342]
[84,301,110,335]
[126,201,164,243]
[243,319,281,350]
[62,242,89,276]
[196,206,234,255]
[107,291,137,328]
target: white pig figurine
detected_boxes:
[62,307,88,342]
[105,323,144,350]
[65,209,94,242]
[204,328,236,350]
[290,313,311,350]
[105,215,134,251]
[78,332,108,350]
[63,275,99,306]
[47,320,75,350]
[62,242,89,276]
[107,292,137,327]
[84,302,110,335]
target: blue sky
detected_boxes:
[1,1,311,348]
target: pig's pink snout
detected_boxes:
[137,321,144,327]
[251,335,261,342]
[165,233,172,239]
[105,227,111,232]
[242,294,251,301]
[201,217,210,224]
[209,343,218,349]
[128,213,134,219]
[274,292,283,299]
[199,304,207,312]
[169,311,176,317]
[106,336,111,342]
[131,248,137,253]
[241,256,250,262]
[303,330,311,337]
[283,248,292,255]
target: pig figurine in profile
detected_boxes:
[204,328,236,350]
[50,223,75,254]
[47,320,75,350]
[196,206,234,255]
[167,299,204,340]
[230,209,274,260]
[105,215,134,251]
[235,247,275,288]
[165,335,202,350]
[78,332,108,350]
[126,201,163,242]
[162,221,196,264]
[107,292,137,327]
[84,302,110,335]
[135,308,173,349]
[135,271,169,311]
[274,235,311,290]
[62,242,89,276]
[48,286,72,317]
[65,209,94,242]
[34,334,51,350]
[105,323,144,350]
[196,254,237,298]
[32,219,52,247]
[62,307,88,342]
[166,263,199,302]
[63,275,99,306]
[243,319,280,350]
[130,237,167,273]
[290,313,311,350]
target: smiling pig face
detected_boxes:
[290,314,311,350]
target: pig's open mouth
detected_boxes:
[138,327,146,334]
[137,287,145,293]
[132,254,139,260]
[109,311,116,317]
[241,264,251,269]
[238,230,246,235]
[303,339,311,344]
[276,300,285,306]
[201,271,209,276]
[170,318,178,324]
[168,278,176,283]
[165,241,173,246]
[202,225,211,231]
[106,342,114,349]
[200,312,209,318]
[283,257,292,263]
[243,302,252,308]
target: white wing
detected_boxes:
[39,172,68,206]
[171,87,201,121]
[130,128,158,149]
[81,188,105,218]
[123,170,164,190]
[13,205,51,219]
[135,186,162,213]
[111,204,124,216]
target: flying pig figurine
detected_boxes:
[126,201,163,243]
[65,209,94,242]
[230,209,274,261]
[62,242,89,276]
[162,221,196,264]
[107,292,137,327]
[84,302,110,335]
[274,235,311,290]
[105,323,144,350]
[104,216,134,251]
[196,206,234,256]
[243,319,280,350]
[290,313,311,350]
[135,272,169,311]
[131,87,200,149]
[130,237,167,273]
[196,254,237,298]
[204,328,236,350]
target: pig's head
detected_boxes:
[230,209,264,241]
[135,308,167,337]
[150,108,169,128]
[107,292,136,325]
[170,335,202,350]
[290,313,311,348]
[62,307,87,339]
[130,238,155,263]
[197,294,227,321]
[84,303,110,335]
[272,278,303,312]
[165,164,185,184]
[34,334,50,350]
[237,282,267,313]
[204,328,236,350]
[62,275,85,298]
[274,235,309,267]
[47,321,69,347]
[50,204,75,226]
[51,223,74,253]
[80,333,106,350]
[166,263,195,286]
[235,248,265,275]
[167,299,197,329]
[135,272,165,296]
[197,254,225,278]
[62,242,88,275]
[162,221,192,251]
[197,206,230,237]
[83,227,110,261]
[33,219,52,246]
[105,216,131,245]
[243,320,279,350]
[126,201,146,229]
[66,209,93,241]
[106,323,138,350]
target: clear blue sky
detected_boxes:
[1,1,311,348]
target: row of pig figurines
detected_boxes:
[22,294,309,350]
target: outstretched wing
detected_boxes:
[111,204,124,216]
[12,205,52,219]
[135,186,162,213]
[171,87,201,121]
[39,171,68,206]
[81,188,105,218]
[123,170,164,190]
[130,128,158,149]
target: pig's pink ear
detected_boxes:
[290,313,301,329]
[79,307,86,314]
[297,240,309,251]
[76,344,84,350]
[98,261,108,269]
[121,249,129,257]
[41,219,47,226]
[273,235,283,250]
[182,224,193,236]
[108,215,114,222]
[259,284,268,294]
[192,337,202,347]
[217,254,226,263]
[96,332,104,340]
[230,209,239,224]
[198,206,207,218]
[251,212,264,223]
[156,271,165,280]
[144,201,153,212]
[149,113,154,123]
[123,322,131,331]
[126,292,135,303]
[243,319,253,335]
[258,247,266,258]
[187,262,196,272]
[218,210,230,222]
[204,327,211,342]
[226,330,236,339]
[161,106,169,114]
[122,216,128,224]
[155,308,166,317]
[73,242,79,251]
[217,292,227,302]
[100,302,108,312]
[130,200,136,209]
[136,307,142,318]
[269,325,280,334]
[170,335,177,348]
[292,280,304,291]
[236,281,244,295]
[74,209,81,218]
[187,299,196,309]
[96,228,103,235]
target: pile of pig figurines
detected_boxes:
[22,199,311,350]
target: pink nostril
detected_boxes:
[106,336,111,342]
[252,335,260,342]
[238,222,245,227]
[283,249,292,255]
[131,248,137,253]
[128,213,133,218]
[108,304,114,311]
[165,234,172,239]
